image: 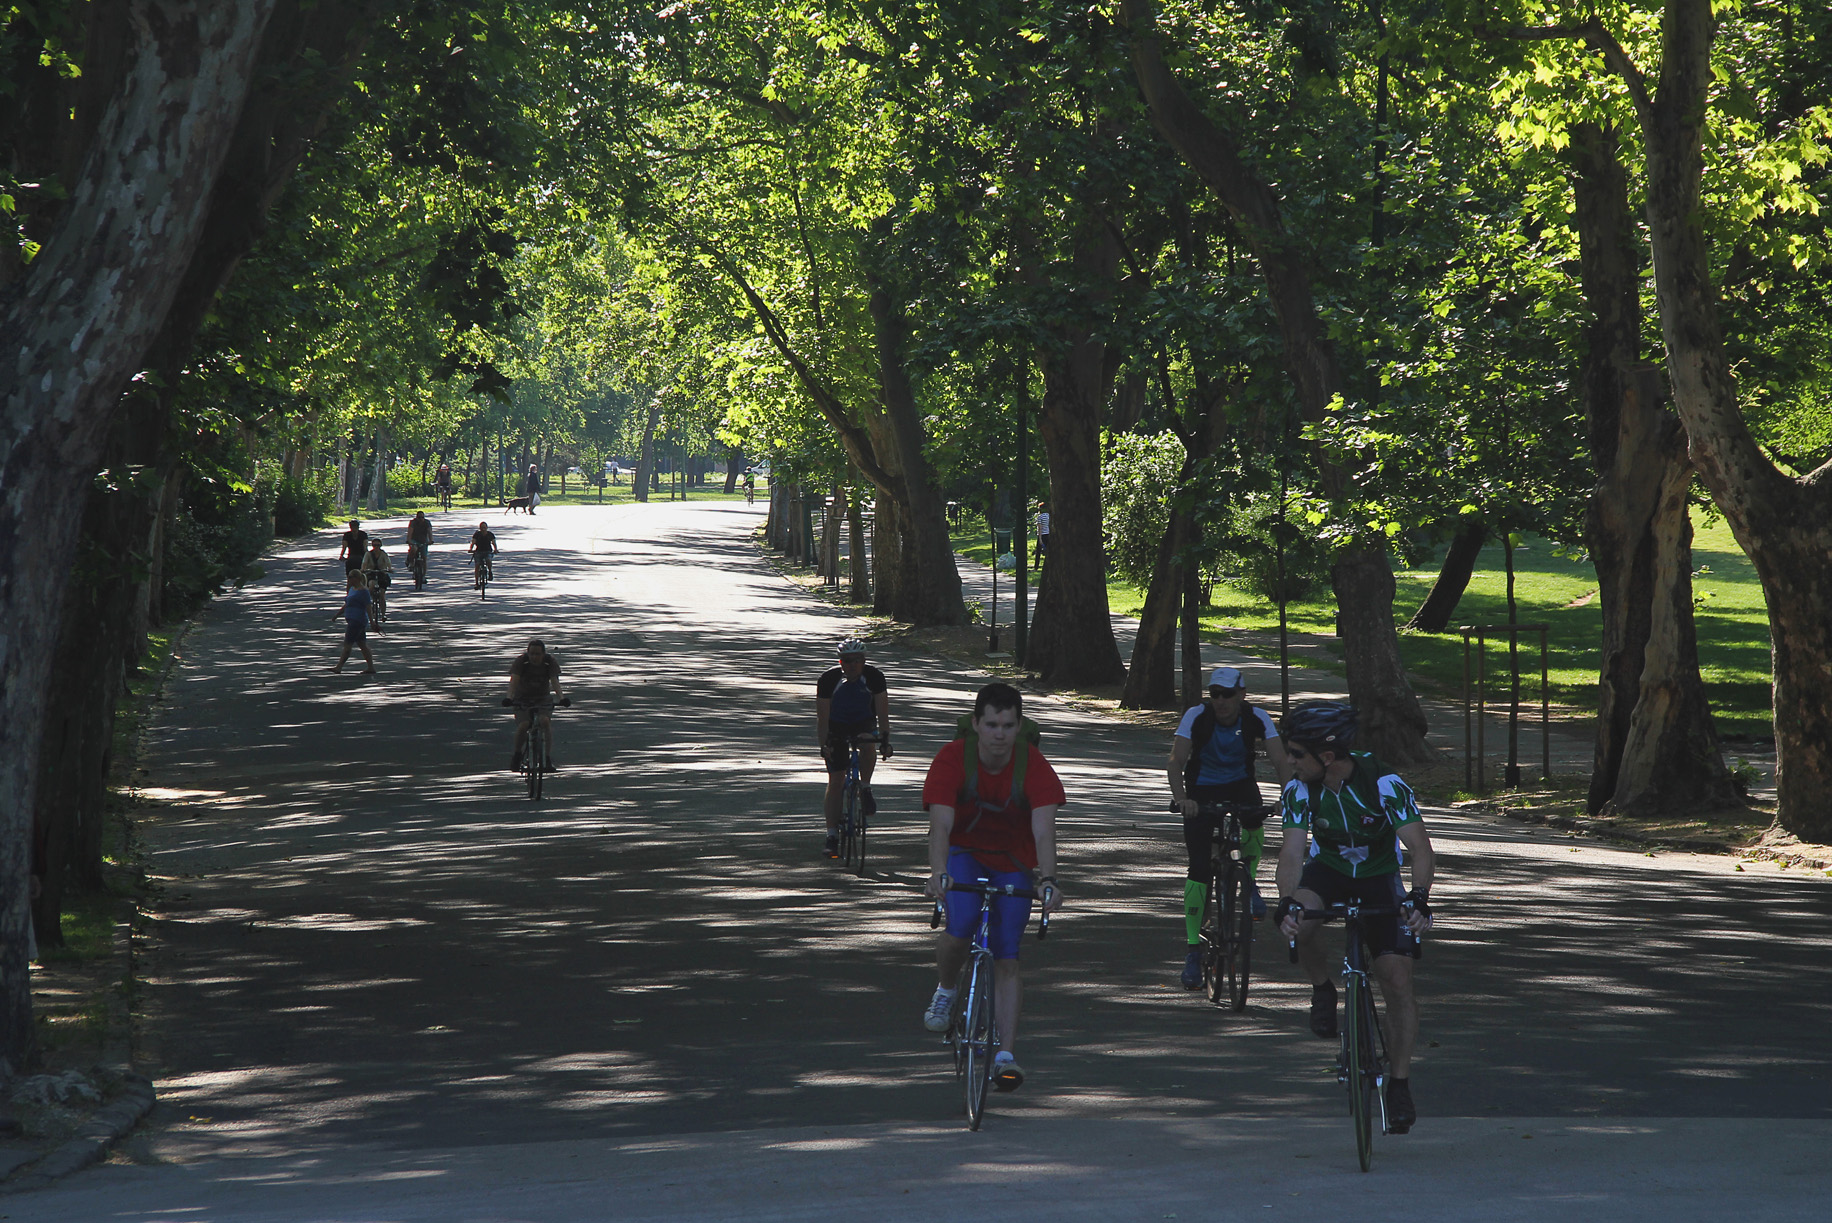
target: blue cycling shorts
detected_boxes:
[943,850,1032,961]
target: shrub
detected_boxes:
[1102,431,1185,589]
[272,473,335,536]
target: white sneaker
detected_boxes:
[922,986,955,1032]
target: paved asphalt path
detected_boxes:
[24,502,1830,1220]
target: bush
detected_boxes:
[272,473,335,536]
[1206,490,1332,604]
[1102,430,1185,589]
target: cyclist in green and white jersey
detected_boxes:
[1272,702,1434,1133]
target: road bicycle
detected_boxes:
[929,877,1051,1130]
[407,543,428,590]
[836,732,878,875]
[363,571,389,629]
[1179,800,1273,1010]
[473,550,493,599]
[504,697,569,800]
[1290,899,1419,1171]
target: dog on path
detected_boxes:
[500,495,535,514]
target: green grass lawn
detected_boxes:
[951,511,1773,737]
[366,477,766,516]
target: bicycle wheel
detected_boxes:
[853,791,868,877]
[839,778,858,866]
[962,957,995,1130]
[526,725,544,801]
[475,559,488,599]
[1346,974,1376,1171]
[1206,862,1234,1006]
[1225,864,1254,1011]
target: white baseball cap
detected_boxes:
[1207,666,1244,693]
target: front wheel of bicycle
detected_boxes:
[962,957,995,1130]
[853,795,868,877]
[839,778,858,867]
[1206,863,1233,1006]
[1347,974,1376,1171]
[525,725,545,801]
[1225,865,1254,1011]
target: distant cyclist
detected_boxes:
[508,639,567,771]
[815,638,893,859]
[434,462,453,501]
[405,511,432,575]
[920,682,1064,1092]
[1168,665,1291,987]
[469,521,498,584]
[338,520,368,575]
[1273,701,1435,1134]
[360,540,393,625]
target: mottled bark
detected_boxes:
[0,0,280,1073]
[1594,1,1830,834]
[1121,509,1186,709]
[1121,0,1430,759]
[1404,520,1486,634]
[1567,120,1737,816]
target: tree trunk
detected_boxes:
[1331,547,1433,765]
[1181,551,1205,708]
[1025,219,1126,688]
[863,260,965,625]
[1404,519,1486,633]
[1122,0,1432,761]
[1609,0,1832,835]
[367,426,389,512]
[871,492,905,617]
[634,396,661,504]
[1120,510,1185,709]
[0,0,280,1074]
[1566,118,1737,816]
[848,484,870,602]
[724,445,744,493]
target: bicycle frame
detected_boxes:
[837,733,877,874]
[1293,900,1412,1171]
[929,878,1049,1131]
[1186,801,1270,1010]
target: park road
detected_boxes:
[24,500,1832,1220]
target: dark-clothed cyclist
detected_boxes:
[814,638,893,859]
[1273,701,1435,1133]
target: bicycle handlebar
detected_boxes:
[929,879,1054,940]
[1169,800,1277,818]
[1285,901,1420,963]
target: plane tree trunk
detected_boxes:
[1565,118,1738,817]
[1403,520,1486,633]
[1595,2,1830,835]
[0,0,281,1075]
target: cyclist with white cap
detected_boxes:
[1168,665,1291,988]
[815,638,894,858]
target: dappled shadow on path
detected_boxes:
[132,504,1832,1165]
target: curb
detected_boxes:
[0,1074,156,1195]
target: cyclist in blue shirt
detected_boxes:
[1273,701,1435,1133]
[1168,667,1290,987]
[815,639,893,859]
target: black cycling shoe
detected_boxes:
[509,752,523,772]
[862,787,877,817]
[823,836,840,859]
[1386,1077,1416,1132]
[1309,979,1338,1038]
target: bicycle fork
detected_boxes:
[1335,959,1390,1135]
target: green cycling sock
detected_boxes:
[1243,825,1266,882]
[1183,878,1208,945]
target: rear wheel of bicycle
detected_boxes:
[963,959,995,1130]
[1225,865,1254,1011]
[1347,975,1376,1171]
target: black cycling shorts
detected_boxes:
[1297,862,1419,960]
[1183,778,1263,882]
[824,722,874,774]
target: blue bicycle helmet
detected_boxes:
[1280,701,1358,753]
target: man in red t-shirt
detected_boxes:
[920,682,1064,1092]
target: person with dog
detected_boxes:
[338,520,368,575]
[329,569,376,674]
[1273,700,1435,1133]
[1168,665,1291,988]
[815,638,893,859]
[920,682,1064,1092]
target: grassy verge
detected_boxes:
[360,478,768,518]
[951,511,1772,738]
